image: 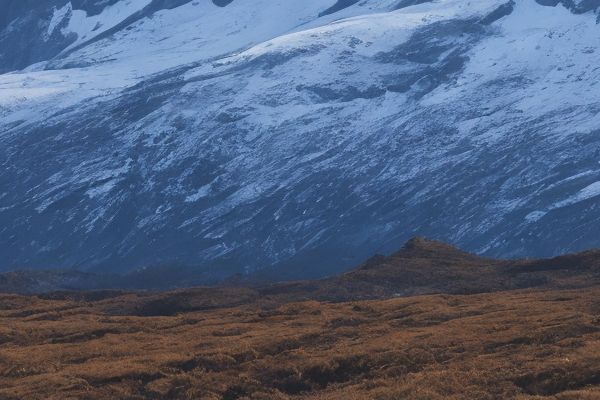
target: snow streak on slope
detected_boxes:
[1,0,600,278]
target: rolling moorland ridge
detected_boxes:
[3,238,600,398]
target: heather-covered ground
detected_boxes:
[2,288,600,399]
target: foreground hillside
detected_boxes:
[2,288,600,399]
[2,240,600,399]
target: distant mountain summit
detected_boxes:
[2,0,600,278]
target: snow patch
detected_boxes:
[554,181,600,209]
[86,179,118,198]
[46,2,73,40]
[525,210,547,222]
[61,0,153,52]
[185,185,212,202]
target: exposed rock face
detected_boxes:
[2,0,600,278]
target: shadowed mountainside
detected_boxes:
[6,1,600,276]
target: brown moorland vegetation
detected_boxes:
[2,239,600,399]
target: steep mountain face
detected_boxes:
[2,0,600,278]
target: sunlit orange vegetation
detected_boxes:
[2,286,600,400]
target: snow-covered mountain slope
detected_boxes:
[2,0,600,278]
